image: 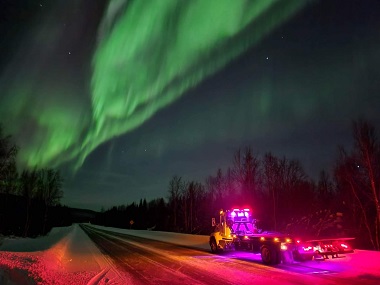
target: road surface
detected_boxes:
[81,225,376,285]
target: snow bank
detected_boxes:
[0,224,118,285]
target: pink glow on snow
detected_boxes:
[1,224,380,284]
[0,225,120,285]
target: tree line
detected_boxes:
[2,118,378,250]
[0,124,65,237]
[95,119,380,250]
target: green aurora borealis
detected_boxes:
[1,0,380,209]
[3,0,309,169]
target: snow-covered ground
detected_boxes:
[0,224,110,284]
[1,224,380,284]
[0,224,209,285]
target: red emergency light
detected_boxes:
[229,208,251,221]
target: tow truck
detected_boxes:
[209,208,294,265]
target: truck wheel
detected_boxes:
[210,239,218,253]
[261,246,278,265]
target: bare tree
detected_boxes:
[262,153,280,230]
[353,120,380,248]
[0,125,18,193]
[180,181,205,233]
[316,171,335,209]
[168,175,183,230]
[225,167,238,205]
[205,168,226,214]
[279,158,308,220]
[19,169,39,237]
[262,153,308,230]
[214,169,225,206]
[232,147,260,208]
[0,126,19,234]
[335,120,380,249]
[38,168,63,234]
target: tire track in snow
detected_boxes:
[82,225,236,285]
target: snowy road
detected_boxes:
[1,224,379,284]
[81,225,372,285]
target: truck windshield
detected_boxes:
[232,222,256,234]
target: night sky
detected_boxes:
[1,0,380,211]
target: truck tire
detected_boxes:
[210,238,219,253]
[261,246,278,265]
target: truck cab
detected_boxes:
[209,210,234,252]
[210,208,294,265]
